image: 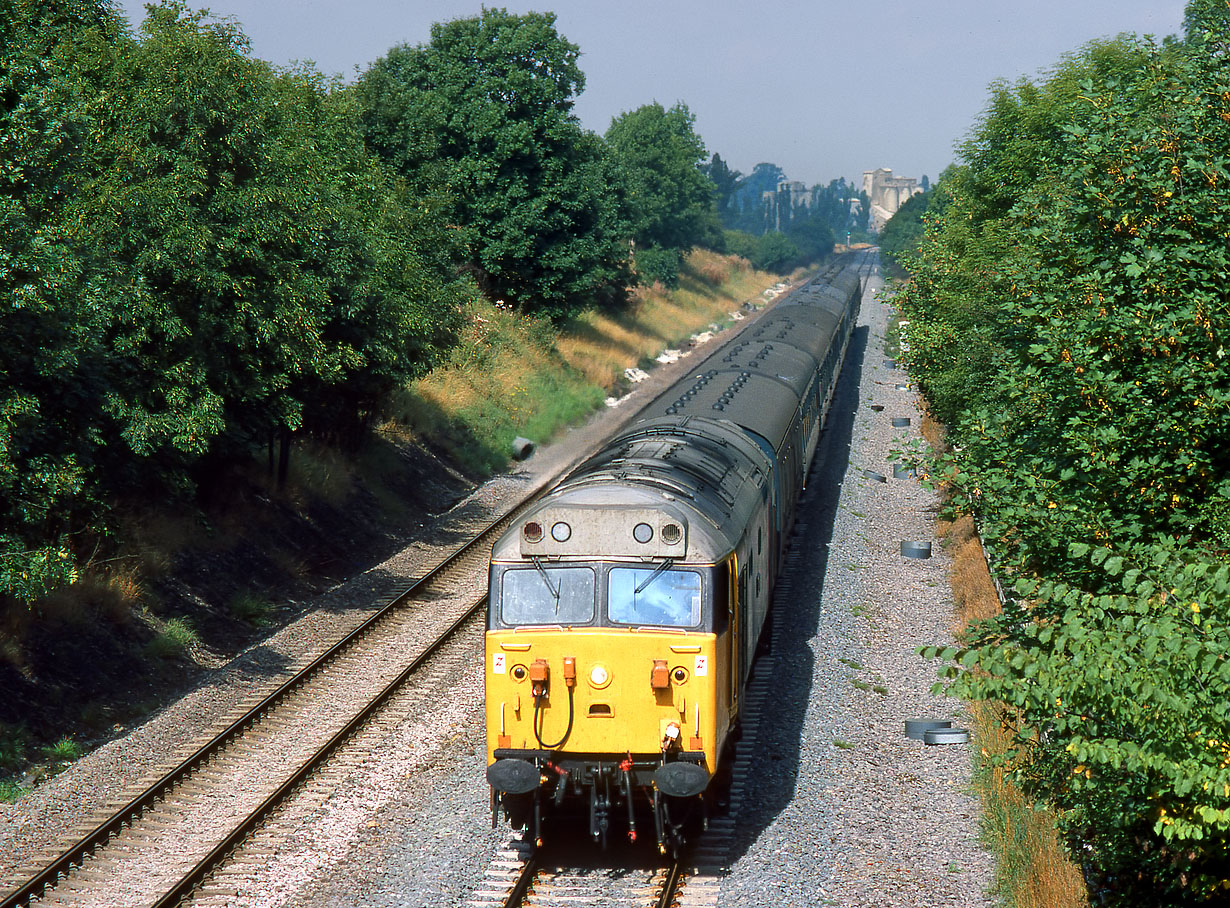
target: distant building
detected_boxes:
[862,168,923,233]
[762,180,811,231]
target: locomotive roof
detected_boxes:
[491,417,772,564]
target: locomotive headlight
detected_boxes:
[551,521,572,542]
[588,664,612,689]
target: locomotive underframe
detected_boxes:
[489,748,709,853]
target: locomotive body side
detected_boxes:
[483,259,864,852]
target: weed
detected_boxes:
[833,739,855,750]
[0,780,30,803]
[838,657,864,669]
[849,677,871,692]
[42,735,80,762]
[145,617,199,661]
[229,593,274,627]
[873,685,889,696]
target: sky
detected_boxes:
[116,1,1189,188]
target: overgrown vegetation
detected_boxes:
[900,3,1230,902]
[388,249,784,475]
[878,189,934,277]
[939,512,1087,908]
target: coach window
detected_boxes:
[608,566,701,628]
[500,566,595,626]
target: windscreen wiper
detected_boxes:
[530,556,561,602]
[635,558,675,594]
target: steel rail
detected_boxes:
[499,851,541,908]
[656,859,686,908]
[153,594,487,907]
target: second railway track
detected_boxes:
[1,440,584,908]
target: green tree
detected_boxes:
[702,152,742,219]
[878,189,930,273]
[604,101,719,285]
[75,3,465,471]
[0,0,123,601]
[784,208,835,263]
[1,1,468,605]
[902,7,1230,901]
[357,8,630,318]
[727,161,784,233]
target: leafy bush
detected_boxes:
[929,547,1230,903]
[633,245,683,288]
[903,4,1230,903]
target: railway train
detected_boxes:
[484,255,866,853]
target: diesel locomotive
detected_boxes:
[484,255,866,852]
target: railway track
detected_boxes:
[469,842,701,908]
[1,253,876,908]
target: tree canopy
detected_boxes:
[357,8,631,318]
[604,101,718,284]
[1,0,466,604]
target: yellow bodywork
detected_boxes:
[485,628,729,774]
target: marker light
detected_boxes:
[588,664,611,689]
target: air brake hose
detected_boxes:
[533,684,574,749]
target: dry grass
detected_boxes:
[941,514,1004,635]
[557,250,782,390]
[971,703,1089,908]
[937,507,1088,908]
[387,249,786,476]
[921,411,947,451]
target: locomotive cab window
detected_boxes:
[608,565,701,628]
[500,565,596,626]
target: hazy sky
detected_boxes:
[117,1,1188,187]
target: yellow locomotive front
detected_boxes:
[485,498,737,851]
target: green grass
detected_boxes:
[229,593,274,627]
[387,300,607,476]
[144,617,199,660]
[388,250,787,477]
[0,779,30,803]
[42,735,81,762]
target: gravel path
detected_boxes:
[0,259,998,907]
